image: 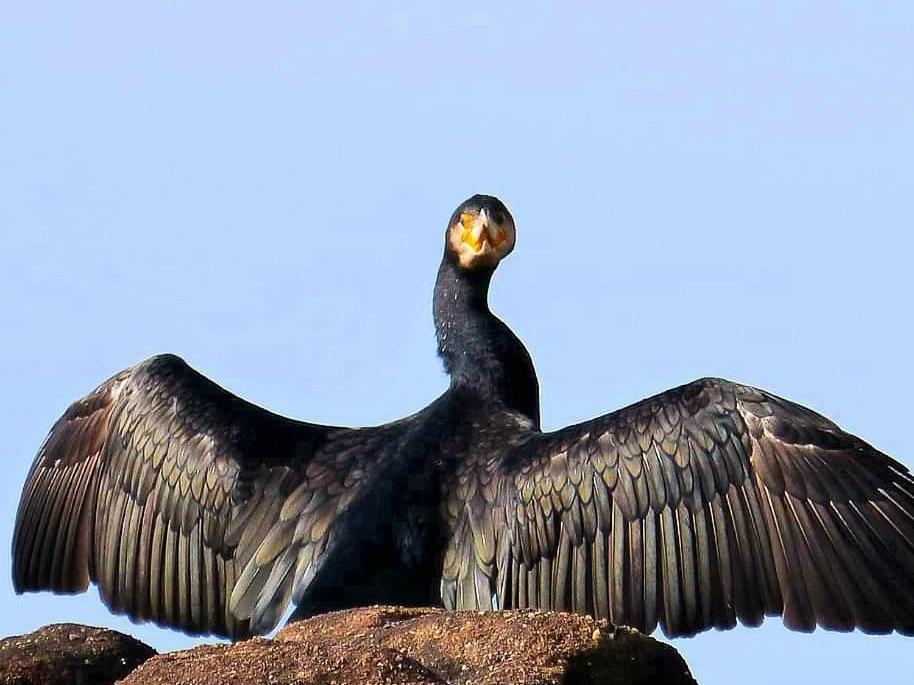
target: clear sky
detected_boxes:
[2,3,912,684]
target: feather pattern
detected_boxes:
[443,378,914,637]
[12,354,385,638]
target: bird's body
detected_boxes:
[13,195,914,641]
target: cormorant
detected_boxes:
[13,195,914,639]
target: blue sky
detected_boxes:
[1,3,912,683]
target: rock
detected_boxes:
[0,623,155,685]
[122,606,697,685]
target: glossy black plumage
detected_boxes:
[13,195,914,639]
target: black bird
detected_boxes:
[13,195,914,640]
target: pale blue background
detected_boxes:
[2,4,912,683]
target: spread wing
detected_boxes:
[442,378,914,637]
[13,354,387,638]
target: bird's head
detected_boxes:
[446,194,516,270]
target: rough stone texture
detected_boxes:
[0,623,155,685]
[122,606,697,685]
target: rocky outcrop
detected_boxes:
[122,606,697,685]
[0,608,697,684]
[0,623,155,685]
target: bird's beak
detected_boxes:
[468,208,489,249]
[450,205,514,269]
[463,209,506,253]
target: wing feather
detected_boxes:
[641,514,658,633]
[659,506,681,634]
[675,506,695,631]
[592,530,609,619]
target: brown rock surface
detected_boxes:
[0,623,155,685]
[122,606,697,685]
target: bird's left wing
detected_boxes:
[441,378,914,637]
[13,354,396,638]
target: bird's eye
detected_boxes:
[493,212,506,225]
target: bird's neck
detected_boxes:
[433,257,540,425]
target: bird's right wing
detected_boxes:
[13,354,393,638]
[443,378,914,637]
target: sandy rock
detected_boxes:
[0,623,155,685]
[122,606,697,685]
